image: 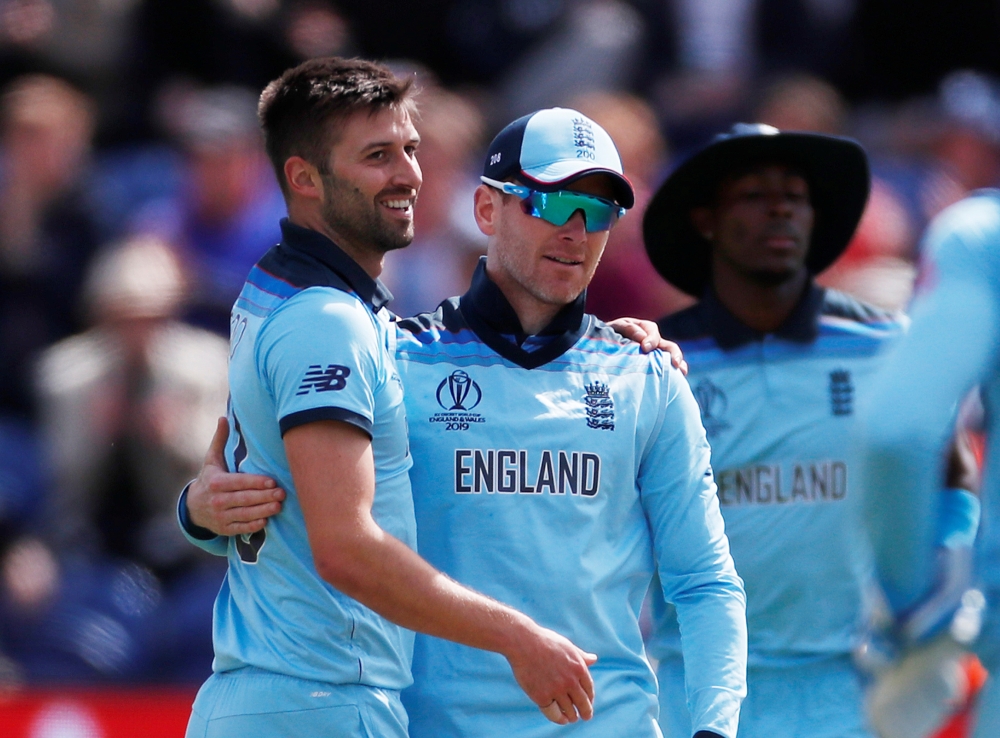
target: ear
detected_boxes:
[473,184,501,237]
[690,206,715,241]
[284,156,324,202]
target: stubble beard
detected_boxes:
[320,172,415,255]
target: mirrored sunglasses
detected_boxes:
[481,176,625,233]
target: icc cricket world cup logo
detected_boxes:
[436,370,482,411]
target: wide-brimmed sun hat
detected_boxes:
[642,123,870,296]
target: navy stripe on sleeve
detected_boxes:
[279,407,374,438]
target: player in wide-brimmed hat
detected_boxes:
[643,122,869,298]
[642,123,980,738]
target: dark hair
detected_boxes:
[258,57,416,195]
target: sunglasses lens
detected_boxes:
[525,191,620,232]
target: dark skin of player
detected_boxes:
[690,162,814,332]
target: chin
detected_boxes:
[748,267,801,286]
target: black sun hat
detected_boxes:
[642,123,871,296]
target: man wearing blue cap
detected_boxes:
[641,124,979,738]
[180,73,747,737]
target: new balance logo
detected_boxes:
[297,364,351,395]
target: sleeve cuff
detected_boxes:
[279,407,373,438]
[178,481,220,541]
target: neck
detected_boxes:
[286,202,384,279]
[484,264,563,336]
[711,266,809,333]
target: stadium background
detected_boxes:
[0,0,997,735]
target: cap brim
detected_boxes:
[519,163,635,209]
[643,132,870,296]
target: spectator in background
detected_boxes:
[380,85,487,317]
[135,85,286,334]
[919,70,1000,221]
[0,74,101,422]
[756,74,918,311]
[573,90,693,321]
[0,235,229,684]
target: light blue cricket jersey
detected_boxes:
[648,285,906,667]
[862,191,1000,635]
[181,219,416,689]
[395,262,747,738]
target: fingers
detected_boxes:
[540,700,567,725]
[221,518,270,536]
[205,417,230,468]
[567,679,594,721]
[663,342,689,375]
[580,652,597,699]
[545,682,593,724]
[207,471,280,495]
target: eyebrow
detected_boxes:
[360,136,420,152]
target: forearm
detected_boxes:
[314,519,536,656]
[673,576,748,738]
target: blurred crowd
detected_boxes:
[0,0,999,686]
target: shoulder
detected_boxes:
[656,302,709,341]
[151,324,230,387]
[37,330,115,396]
[820,288,901,325]
[270,286,373,330]
[818,288,907,342]
[923,191,1000,274]
[395,296,478,353]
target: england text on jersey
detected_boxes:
[454,449,601,496]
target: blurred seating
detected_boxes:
[0,236,229,684]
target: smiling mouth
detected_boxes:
[382,198,414,211]
[545,255,583,266]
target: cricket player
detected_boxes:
[641,123,932,738]
[183,106,748,738]
[860,190,1000,738]
[178,58,600,738]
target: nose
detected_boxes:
[558,209,589,241]
[393,149,422,192]
[767,191,795,217]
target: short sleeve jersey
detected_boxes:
[395,262,746,738]
[208,219,415,688]
[648,285,906,666]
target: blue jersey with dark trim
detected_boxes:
[396,262,746,738]
[194,219,415,688]
[648,285,906,666]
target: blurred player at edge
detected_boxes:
[860,190,1000,738]
[176,57,600,738]
[641,123,979,738]
[182,104,748,737]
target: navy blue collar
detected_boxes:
[701,282,824,349]
[459,258,590,369]
[278,218,393,311]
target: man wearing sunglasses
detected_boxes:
[182,104,747,738]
